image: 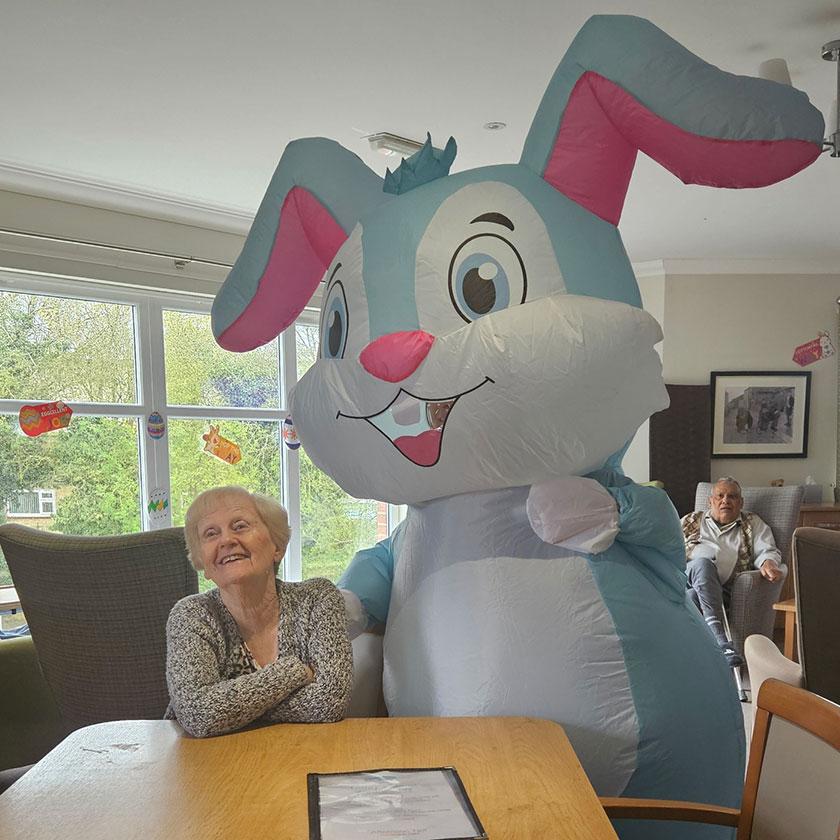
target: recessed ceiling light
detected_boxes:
[483,121,507,131]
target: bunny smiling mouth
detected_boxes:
[337,377,493,467]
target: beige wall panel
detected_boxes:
[661,273,840,496]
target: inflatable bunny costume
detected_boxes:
[213,16,823,838]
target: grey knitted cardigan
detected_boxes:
[165,577,352,737]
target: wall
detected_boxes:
[622,270,666,483]
[661,271,840,499]
[0,188,245,296]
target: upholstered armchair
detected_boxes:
[693,483,804,658]
[0,524,197,731]
[746,525,840,713]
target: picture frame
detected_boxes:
[710,371,811,459]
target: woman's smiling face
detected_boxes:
[197,494,279,587]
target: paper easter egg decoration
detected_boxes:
[282,416,301,450]
[19,401,73,437]
[793,331,836,366]
[147,411,166,439]
[147,487,170,525]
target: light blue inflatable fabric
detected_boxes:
[522,15,823,177]
[339,476,745,840]
[212,138,392,340]
[212,16,824,839]
[341,528,403,626]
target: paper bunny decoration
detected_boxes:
[212,16,823,839]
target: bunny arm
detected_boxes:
[527,471,687,602]
[338,525,404,631]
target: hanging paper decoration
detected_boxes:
[147,487,170,524]
[282,416,300,450]
[793,330,836,366]
[147,411,166,439]
[202,424,242,464]
[19,401,73,437]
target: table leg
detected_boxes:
[784,611,795,660]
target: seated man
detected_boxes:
[681,477,783,668]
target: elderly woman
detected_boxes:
[165,485,353,737]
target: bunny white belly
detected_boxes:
[383,554,638,795]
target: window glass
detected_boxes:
[0,291,137,403]
[163,310,280,409]
[167,418,283,592]
[295,320,388,582]
[0,414,142,585]
[299,448,387,583]
[295,322,319,379]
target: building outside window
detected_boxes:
[5,489,56,518]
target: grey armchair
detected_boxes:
[0,524,197,733]
[693,483,804,658]
[746,526,840,712]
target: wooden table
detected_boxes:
[797,503,840,531]
[0,716,618,840]
[772,598,797,660]
[0,586,21,613]
[0,586,22,631]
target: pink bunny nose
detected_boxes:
[359,330,435,382]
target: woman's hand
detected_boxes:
[302,663,316,683]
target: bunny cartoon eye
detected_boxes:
[448,234,526,323]
[320,270,349,360]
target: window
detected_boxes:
[6,489,56,517]
[294,322,390,580]
[0,285,144,587]
[0,270,396,592]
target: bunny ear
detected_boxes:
[212,138,389,351]
[520,15,824,225]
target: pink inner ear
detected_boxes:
[544,72,822,226]
[217,186,347,351]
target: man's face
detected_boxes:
[709,482,743,525]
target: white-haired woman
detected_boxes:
[165,486,352,737]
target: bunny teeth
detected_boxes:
[339,378,492,467]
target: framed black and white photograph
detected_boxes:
[710,371,811,458]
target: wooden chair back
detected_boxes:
[741,679,840,839]
[600,680,840,839]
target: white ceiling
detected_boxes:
[2,0,839,263]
